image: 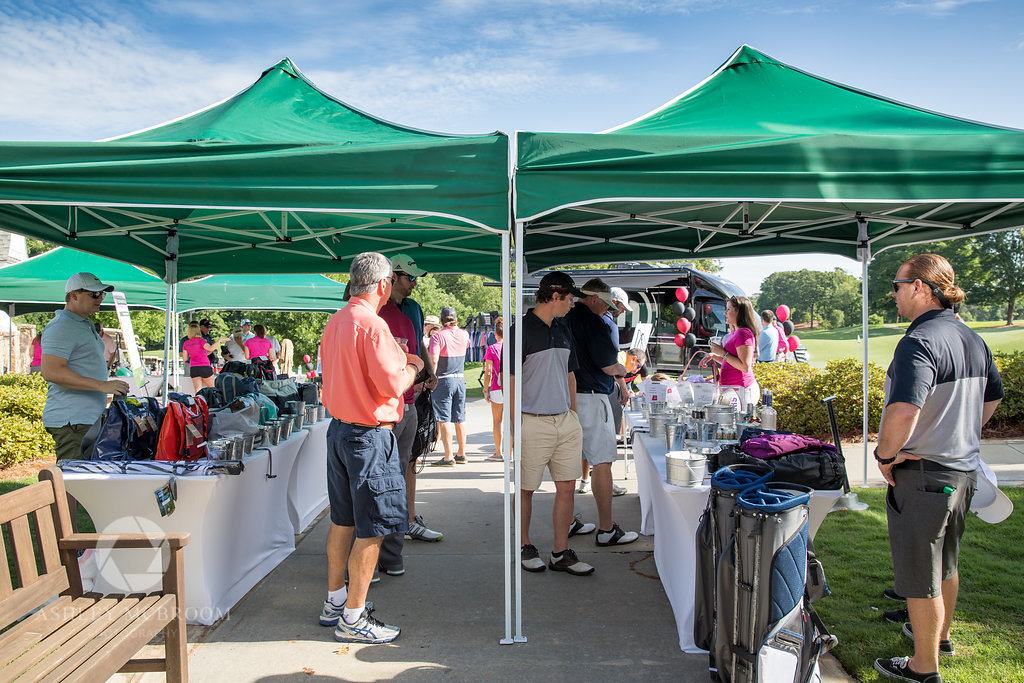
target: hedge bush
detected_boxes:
[992,351,1024,427]
[753,358,885,440]
[0,373,54,468]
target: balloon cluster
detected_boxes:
[774,305,799,352]
[672,286,696,347]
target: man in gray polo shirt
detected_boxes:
[873,254,1002,683]
[41,273,130,460]
[509,272,594,576]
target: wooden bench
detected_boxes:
[0,466,190,682]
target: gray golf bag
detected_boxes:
[696,467,836,683]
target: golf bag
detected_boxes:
[697,467,835,683]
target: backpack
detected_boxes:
[250,359,277,380]
[296,382,319,406]
[157,393,210,461]
[196,386,226,410]
[216,372,260,404]
[411,389,438,462]
[710,444,848,491]
[259,378,300,413]
[83,397,164,461]
[222,360,259,377]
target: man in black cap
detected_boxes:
[510,271,594,576]
[199,319,218,367]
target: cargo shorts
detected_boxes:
[327,419,409,539]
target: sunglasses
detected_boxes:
[77,289,105,299]
[395,271,417,283]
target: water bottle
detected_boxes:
[759,390,777,431]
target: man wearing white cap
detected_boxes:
[41,273,130,460]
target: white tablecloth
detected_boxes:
[625,411,841,653]
[63,428,309,625]
[287,417,330,534]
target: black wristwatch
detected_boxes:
[873,448,896,465]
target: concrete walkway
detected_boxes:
[124,399,1023,682]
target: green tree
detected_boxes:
[867,240,978,323]
[757,269,859,329]
[969,230,1024,325]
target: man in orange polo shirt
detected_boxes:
[318,252,424,644]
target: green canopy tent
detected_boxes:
[516,45,1024,270]
[0,59,509,282]
[503,49,1024,631]
[176,274,346,313]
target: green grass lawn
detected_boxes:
[0,476,95,533]
[800,321,1024,368]
[813,487,1024,682]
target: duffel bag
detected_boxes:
[259,377,300,413]
[208,394,261,439]
[216,372,260,403]
[82,396,164,461]
[709,444,848,491]
[196,386,227,410]
[222,360,257,377]
[297,381,319,406]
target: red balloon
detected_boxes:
[302,354,311,363]
[787,335,799,352]
[675,318,691,334]
[776,305,790,323]
[675,286,689,303]
[308,371,316,379]
[674,333,686,347]
[703,302,713,314]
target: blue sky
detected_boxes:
[2,0,1022,292]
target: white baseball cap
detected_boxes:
[390,253,427,277]
[970,460,1014,524]
[581,288,616,309]
[610,287,629,304]
[65,272,114,294]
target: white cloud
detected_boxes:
[0,8,254,139]
[887,0,988,15]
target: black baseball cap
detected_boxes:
[199,318,211,326]
[537,271,585,297]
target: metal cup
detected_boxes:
[700,420,719,442]
[628,395,643,412]
[665,422,684,451]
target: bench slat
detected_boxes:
[9,516,39,586]
[0,529,11,599]
[6,597,139,683]
[36,595,164,683]
[0,595,80,663]
[0,570,70,635]
[33,508,62,574]
[52,594,176,683]
[0,483,54,526]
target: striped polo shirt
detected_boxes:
[509,309,579,415]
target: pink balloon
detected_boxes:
[308,371,316,379]
[674,333,686,347]
[787,335,799,352]
[675,318,691,334]
[303,354,311,363]
[675,286,689,304]
[776,305,790,323]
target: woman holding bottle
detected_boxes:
[708,296,761,409]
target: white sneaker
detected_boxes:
[576,479,591,494]
[611,483,627,497]
[333,607,400,644]
[405,514,443,542]
[568,513,596,537]
[596,523,639,547]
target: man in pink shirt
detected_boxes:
[318,252,424,644]
[428,306,471,466]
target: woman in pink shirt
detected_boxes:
[709,296,761,408]
[482,317,504,463]
[181,322,228,391]
[244,324,278,373]
[30,333,42,373]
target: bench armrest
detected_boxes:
[59,532,191,550]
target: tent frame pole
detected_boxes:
[513,220,526,644]
[859,219,871,487]
[499,231,513,645]
[161,231,179,404]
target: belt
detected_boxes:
[576,389,609,395]
[437,373,464,379]
[892,458,960,473]
[341,420,395,430]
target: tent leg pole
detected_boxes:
[860,224,871,488]
[8,303,14,374]
[513,220,526,644]
[499,231,513,645]
[162,283,172,403]
[162,231,179,404]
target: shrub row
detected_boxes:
[0,373,54,468]
[753,358,886,440]
[992,351,1024,427]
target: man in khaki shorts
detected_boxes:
[509,272,594,576]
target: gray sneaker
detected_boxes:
[596,523,639,547]
[568,513,596,537]
[405,514,443,542]
[521,544,546,572]
[319,599,373,626]
[333,607,400,644]
[611,483,627,497]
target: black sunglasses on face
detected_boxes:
[77,289,105,299]
[891,277,952,307]
[395,271,417,283]
[891,279,915,293]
